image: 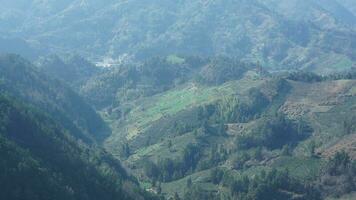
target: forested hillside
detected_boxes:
[0,95,157,200]
[0,54,159,200]
[0,54,109,142]
[36,54,102,89]
[1,0,355,72]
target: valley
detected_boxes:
[0,1,356,200]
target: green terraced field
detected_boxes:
[107,72,265,144]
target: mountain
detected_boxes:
[70,56,355,200]
[0,95,156,200]
[1,0,355,72]
[96,63,356,199]
[1,1,356,200]
[0,54,109,142]
[3,53,354,199]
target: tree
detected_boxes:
[143,160,159,181]
[227,169,321,200]
[327,151,351,176]
[173,192,181,200]
[122,142,131,158]
[211,168,224,184]
[218,122,226,135]
[187,177,192,188]
[183,143,201,171]
[281,144,292,156]
[168,140,173,151]
[157,182,162,195]
[233,152,250,170]
[309,140,316,157]
[253,147,263,161]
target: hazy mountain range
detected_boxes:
[1,0,355,72]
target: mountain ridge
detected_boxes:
[1,0,355,72]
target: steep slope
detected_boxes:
[0,54,109,142]
[1,0,355,72]
[36,54,102,89]
[101,69,356,199]
[0,95,156,200]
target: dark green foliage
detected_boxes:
[172,192,181,200]
[210,168,225,185]
[308,140,317,157]
[182,143,201,171]
[0,54,110,142]
[186,169,321,200]
[122,142,131,158]
[281,144,293,156]
[37,54,102,88]
[210,97,251,124]
[227,169,321,200]
[143,143,202,182]
[186,177,192,188]
[200,88,270,127]
[143,160,160,182]
[342,115,356,135]
[0,96,156,200]
[196,57,250,85]
[236,115,311,150]
[287,69,356,83]
[320,151,356,198]
[287,71,324,83]
[252,147,263,161]
[326,151,352,176]
[233,152,251,170]
[183,185,220,200]
[202,144,228,169]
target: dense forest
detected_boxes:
[0,95,157,200]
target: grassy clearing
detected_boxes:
[166,55,185,64]
[271,156,323,180]
[313,54,353,74]
[161,169,214,197]
[127,131,197,163]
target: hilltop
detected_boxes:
[1,0,355,72]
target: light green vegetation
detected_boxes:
[312,54,354,74]
[166,55,185,65]
[271,156,323,180]
[110,73,264,143]
[161,169,214,197]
